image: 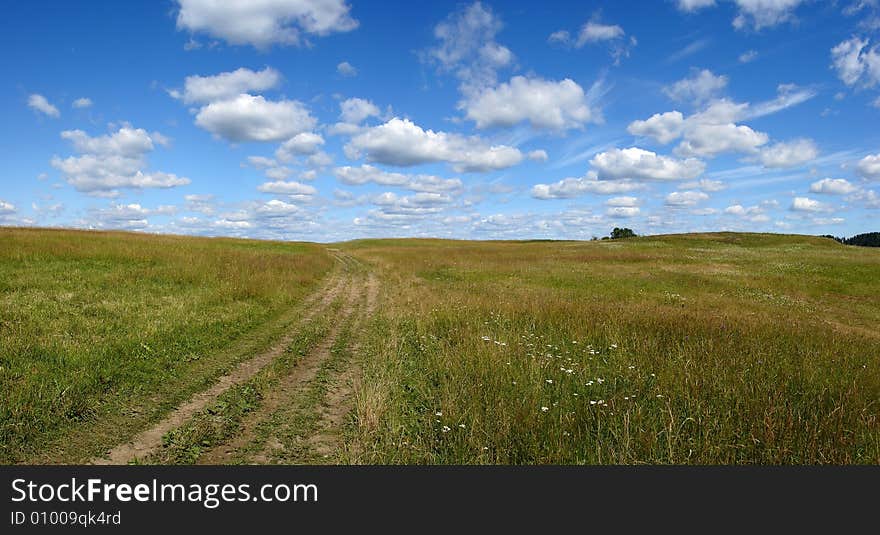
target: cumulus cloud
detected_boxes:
[195,94,316,142]
[732,0,807,30]
[72,97,93,109]
[591,147,706,181]
[665,190,710,206]
[675,0,806,30]
[677,0,716,11]
[629,84,815,159]
[462,76,597,130]
[810,178,859,195]
[758,138,818,168]
[174,0,358,49]
[627,111,685,143]
[334,164,462,193]
[424,2,513,96]
[0,200,16,216]
[857,153,880,179]
[337,61,357,77]
[680,178,726,191]
[345,118,523,172]
[27,94,60,118]
[51,125,189,195]
[339,97,380,124]
[724,202,772,222]
[676,122,769,158]
[531,172,644,200]
[256,179,318,200]
[606,206,640,218]
[831,36,880,88]
[606,196,640,207]
[791,196,832,212]
[578,22,625,44]
[739,50,759,63]
[170,67,281,104]
[550,15,635,63]
[664,69,728,104]
[528,150,549,162]
[275,132,325,161]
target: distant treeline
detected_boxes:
[821,232,880,247]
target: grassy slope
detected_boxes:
[342,233,880,464]
[0,228,333,463]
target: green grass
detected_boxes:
[4,229,879,465]
[0,228,333,463]
[342,233,880,464]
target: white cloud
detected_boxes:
[247,156,276,169]
[759,138,818,168]
[664,69,728,104]
[185,194,216,214]
[832,36,880,89]
[256,179,318,199]
[746,84,818,119]
[51,125,189,195]
[255,198,303,217]
[739,50,759,63]
[346,118,523,172]
[0,200,16,215]
[531,172,644,199]
[627,111,685,144]
[264,166,293,180]
[425,2,513,96]
[676,0,716,11]
[171,67,281,104]
[724,203,771,222]
[577,22,624,44]
[337,61,357,77]
[195,94,316,142]
[810,178,859,195]
[275,132,325,161]
[675,0,807,31]
[665,190,710,206]
[462,75,596,130]
[675,122,769,158]
[791,196,832,212]
[340,97,380,124]
[630,85,815,159]
[550,16,635,63]
[857,153,880,180]
[680,178,726,191]
[307,151,333,167]
[174,0,358,49]
[335,164,462,193]
[606,196,640,207]
[732,0,807,30]
[27,94,60,118]
[72,97,93,109]
[60,127,154,157]
[606,206,640,218]
[591,147,705,181]
[528,150,549,162]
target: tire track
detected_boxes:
[198,267,363,464]
[307,273,379,462]
[91,259,348,465]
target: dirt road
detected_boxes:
[92,251,375,465]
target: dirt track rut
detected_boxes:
[91,252,364,465]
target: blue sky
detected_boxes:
[2,0,880,241]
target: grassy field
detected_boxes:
[2,229,879,464]
[340,234,880,464]
[0,228,333,463]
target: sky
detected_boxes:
[2,0,880,242]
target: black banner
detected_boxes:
[1,466,876,531]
